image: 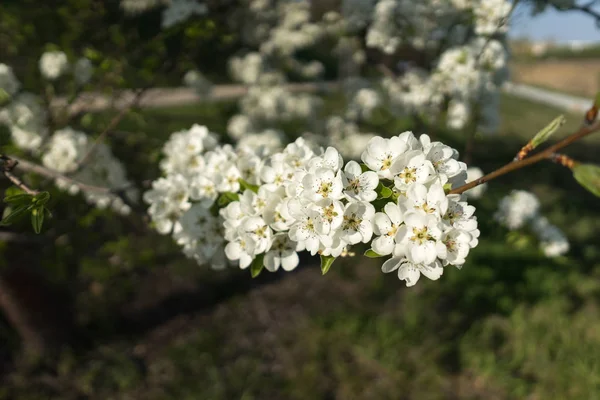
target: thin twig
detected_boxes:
[0,156,39,195]
[10,156,121,195]
[450,121,600,195]
[2,170,39,195]
[73,87,149,172]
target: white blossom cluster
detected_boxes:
[381,37,509,133]
[38,51,94,85]
[0,57,135,216]
[227,51,323,141]
[366,0,511,53]
[0,92,48,151]
[0,64,20,99]
[39,51,69,81]
[1,54,92,151]
[42,127,137,215]
[495,190,569,257]
[146,127,480,287]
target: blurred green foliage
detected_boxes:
[0,0,242,87]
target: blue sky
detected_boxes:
[510,3,600,43]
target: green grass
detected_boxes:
[2,93,600,400]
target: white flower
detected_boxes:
[217,165,242,193]
[264,233,300,272]
[39,51,69,80]
[74,58,93,85]
[395,212,443,265]
[264,195,295,232]
[436,228,473,266]
[260,155,295,187]
[301,167,344,202]
[391,150,435,191]
[288,202,330,255]
[239,187,273,216]
[189,175,218,207]
[382,257,444,287]
[221,201,250,238]
[307,147,344,173]
[241,216,272,254]
[423,140,462,180]
[371,202,404,255]
[311,198,345,235]
[361,136,409,179]
[443,195,477,232]
[401,180,448,217]
[224,232,256,269]
[339,201,375,245]
[342,160,379,202]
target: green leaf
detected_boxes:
[217,192,240,207]
[443,183,452,194]
[31,206,44,234]
[530,115,566,149]
[359,163,370,173]
[238,179,259,193]
[250,253,265,278]
[377,185,393,199]
[364,249,385,258]
[3,193,33,206]
[320,255,336,275]
[33,191,50,206]
[0,205,29,226]
[573,163,600,197]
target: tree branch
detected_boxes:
[2,155,139,213]
[72,87,149,172]
[450,121,600,195]
[0,156,39,195]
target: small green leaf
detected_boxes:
[378,186,393,199]
[443,183,452,193]
[31,206,44,234]
[0,205,29,226]
[530,115,566,149]
[33,191,50,206]
[573,163,600,197]
[4,193,33,206]
[238,179,259,193]
[359,163,370,173]
[364,249,385,258]
[217,192,240,207]
[80,113,94,128]
[320,255,336,275]
[250,253,265,278]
